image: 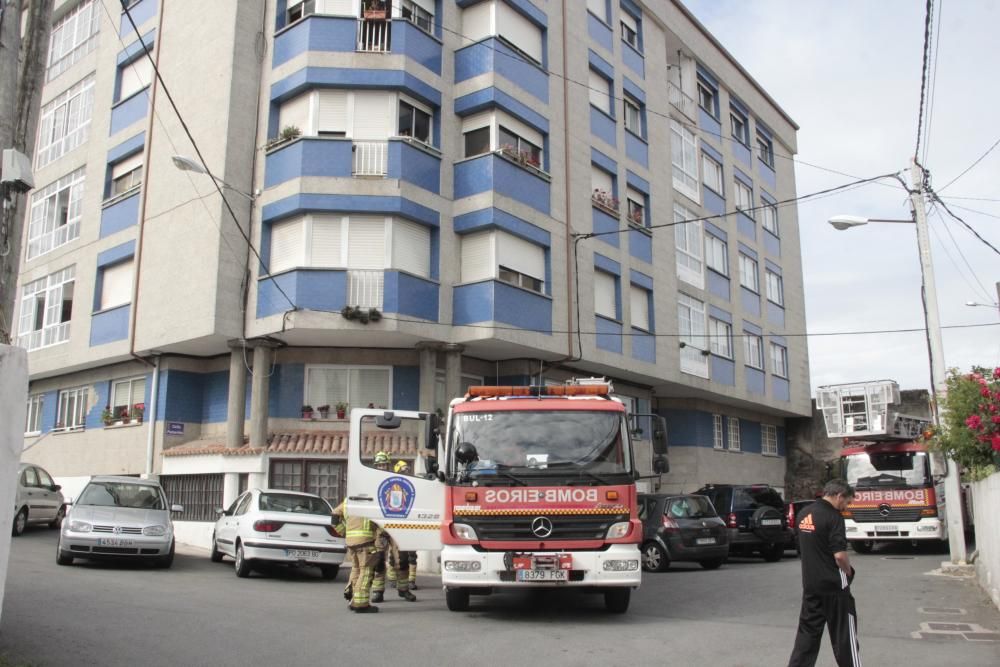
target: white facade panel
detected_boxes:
[392,220,431,278]
[311,215,343,267]
[347,217,386,269]
[352,92,394,139]
[461,1,494,43]
[318,90,348,135]
[496,1,542,62]
[269,218,304,273]
[278,93,311,134]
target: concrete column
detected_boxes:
[226,344,247,448]
[222,472,240,509]
[249,345,272,449]
[443,344,465,405]
[417,342,438,413]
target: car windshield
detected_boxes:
[259,493,331,515]
[845,452,930,488]
[450,410,631,480]
[666,496,716,519]
[733,487,783,511]
[78,481,165,510]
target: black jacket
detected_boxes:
[797,499,852,594]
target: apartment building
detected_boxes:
[17,0,810,528]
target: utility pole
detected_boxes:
[909,158,967,565]
[0,0,53,344]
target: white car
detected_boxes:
[13,462,65,536]
[210,488,346,579]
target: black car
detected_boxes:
[637,493,729,571]
[693,484,792,562]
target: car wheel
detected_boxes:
[234,542,252,578]
[320,565,340,580]
[604,588,630,614]
[699,558,724,570]
[762,543,783,562]
[852,540,874,554]
[155,541,175,569]
[12,508,27,537]
[49,505,65,529]
[641,542,669,572]
[210,534,224,563]
[56,539,74,566]
[445,587,470,612]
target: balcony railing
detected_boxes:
[19,322,70,351]
[591,190,620,216]
[668,80,697,121]
[357,18,391,53]
[348,270,384,308]
[353,141,388,176]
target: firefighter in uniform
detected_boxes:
[331,498,384,613]
[788,479,861,667]
[384,460,417,601]
[369,452,392,603]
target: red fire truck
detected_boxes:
[346,379,668,613]
[817,380,955,553]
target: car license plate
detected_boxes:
[761,519,781,526]
[695,537,716,545]
[874,524,898,533]
[97,538,134,547]
[286,549,321,559]
[516,569,567,582]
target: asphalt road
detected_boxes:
[1,528,998,666]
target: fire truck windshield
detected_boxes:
[449,410,631,481]
[845,451,930,489]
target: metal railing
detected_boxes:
[667,80,697,121]
[20,322,71,351]
[348,270,384,308]
[357,18,391,53]
[353,141,388,176]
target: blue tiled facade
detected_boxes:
[257,269,348,318]
[383,271,439,321]
[628,229,652,263]
[587,12,613,52]
[109,90,149,136]
[89,306,129,346]
[596,316,623,354]
[711,356,736,386]
[764,230,781,257]
[631,330,655,363]
[99,193,140,238]
[120,0,157,37]
[454,38,549,103]
[593,208,620,248]
[272,16,358,66]
[590,107,617,147]
[624,132,648,167]
[746,367,766,395]
[387,140,442,193]
[264,139,354,187]
[453,153,550,215]
[707,270,730,301]
[453,280,553,332]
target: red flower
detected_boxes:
[992,415,1000,425]
[992,435,1000,452]
[981,387,992,397]
[993,367,1000,379]
[965,415,982,430]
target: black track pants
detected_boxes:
[788,589,862,667]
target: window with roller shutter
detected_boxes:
[99,259,134,311]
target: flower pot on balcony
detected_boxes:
[318,405,330,419]
[364,9,387,19]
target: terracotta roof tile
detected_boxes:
[163,430,420,458]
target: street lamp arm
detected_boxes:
[171,154,256,201]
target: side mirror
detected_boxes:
[653,455,670,475]
[64,497,74,506]
[425,413,441,450]
[51,484,62,492]
[425,457,439,474]
[214,507,225,516]
[455,442,478,464]
[376,411,402,429]
[930,452,946,478]
[170,504,184,513]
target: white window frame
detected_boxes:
[56,386,88,430]
[99,259,134,311]
[401,0,434,34]
[624,96,642,135]
[697,80,717,117]
[620,12,639,50]
[677,293,708,378]
[743,333,764,370]
[761,201,779,236]
[730,108,749,145]
[713,414,724,450]
[727,416,741,451]
[765,269,784,306]
[734,179,753,216]
[110,153,143,198]
[26,168,85,260]
[705,233,728,277]
[594,270,618,320]
[702,153,723,195]
[397,97,433,144]
[303,365,393,411]
[36,74,95,169]
[47,0,100,81]
[286,0,316,23]
[460,229,545,293]
[18,266,75,351]
[674,204,703,289]
[762,424,778,456]
[626,187,645,227]
[670,120,699,202]
[770,343,788,378]
[708,317,732,359]
[738,253,759,293]
[111,376,146,422]
[25,394,44,435]
[756,130,774,168]
[629,284,650,332]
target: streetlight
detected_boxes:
[171,154,257,200]
[828,160,967,565]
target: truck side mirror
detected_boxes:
[425,413,441,450]
[653,455,669,474]
[651,419,668,456]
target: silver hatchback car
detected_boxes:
[58,476,183,568]
[13,462,65,536]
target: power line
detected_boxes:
[913,0,934,159]
[936,135,1000,193]
[928,188,1000,256]
[938,195,1000,203]
[927,204,995,303]
[921,0,943,164]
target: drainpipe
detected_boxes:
[561,0,574,359]
[144,354,161,476]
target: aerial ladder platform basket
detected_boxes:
[816,380,932,442]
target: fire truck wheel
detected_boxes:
[852,540,874,554]
[445,587,470,612]
[604,588,630,614]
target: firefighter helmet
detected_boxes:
[394,460,409,474]
[374,451,390,465]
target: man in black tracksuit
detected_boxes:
[788,479,862,667]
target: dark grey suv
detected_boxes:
[693,484,791,562]
[637,493,729,571]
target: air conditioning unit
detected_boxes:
[2,149,34,193]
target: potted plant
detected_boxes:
[101,405,114,426]
[317,404,331,419]
[119,407,131,424]
[335,401,348,419]
[363,0,387,19]
[133,402,145,423]
[301,404,314,419]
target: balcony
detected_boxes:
[667,80,696,122]
[353,141,389,177]
[591,190,620,217]
[348,269,384,308]
[357,17,391,53]
[454,151,551,215]
[20,322,70,352]
[453,280,552,332]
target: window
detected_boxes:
[499,125,542,168]
[705,233,728,276]
[587,0,608,22]
[57,386,88,430]
[494,0,544,64]
[589,68,612,116]
[674,204,703,288]
[677,294,708,377]
[47,1,100,81]
[727,416,741,451]
[402,0,434,34]
[36,74,95,168]
[743,333,764,370]
[25,394,44,434]
[762,424,778,455]
[286,0,315,23]
[630,284,650,331]
[270,460,346,508]
[730,106,749,145]
[499,266,543,293]
[756,130,774,168]
[702,153,723,194]
[160,474,224,522]
[697,77,717,117]
[709,317,732,358]
[734,179,753,215]
[397,99,431,144]
[670,120,698,201]
[117,55,153,102]
[112,376,146,421]
[591,164,617,212]
[463,126,491,157]
[624,96,642,135]
[620,11,639,50]
[461,229,545,293]
[594,270,617,319]
[626,187,645,227]
[713,414,724,449]
[765,270,784,306]
[305,366,392,412]
[761,201,778,236]
[99,259,134,311]
[738,253,758,292]
[110,153,142,198]
[770,343,788,378]
[18,266,75,351]
[26,168,85,260]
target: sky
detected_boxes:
[685,0,1000,395]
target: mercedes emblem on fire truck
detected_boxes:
[878,503,892,517]
[531,516,553,538]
